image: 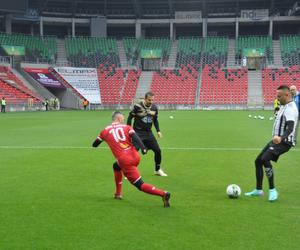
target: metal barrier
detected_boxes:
[0,56,12,66]
[4,99,44,112]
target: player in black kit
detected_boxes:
[127,92,168,176]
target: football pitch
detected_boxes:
[1,110,299,250]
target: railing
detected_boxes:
[0,56,12,66]
[22,58,55,65]
[4,98,44,112]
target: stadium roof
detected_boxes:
[26,0,297,18]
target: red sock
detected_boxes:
[140,183,165,197]
[114,170,122,196]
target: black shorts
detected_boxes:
[258,141,291,162]
[134,131,160,152]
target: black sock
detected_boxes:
[255,158,264,190]
[263,161,274,189]
[155,164,160,171]
[154,150,161,171]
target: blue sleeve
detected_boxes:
[296,95,300,113]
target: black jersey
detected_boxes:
[127,101,160,133]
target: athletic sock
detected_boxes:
[154,150,161,171]
[255,157,264,190]
[140,183,165,197]
[264,166,274,189]
[155,164,160,171]
[113,170,123,196]
[255,164,264,190]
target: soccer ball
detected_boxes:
[226,184,241,199]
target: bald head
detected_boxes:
[112,111,124,123]
[290,85,297,97]
[276,85,291,105]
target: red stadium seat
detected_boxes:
[97,67,141,105]
[199,65,248,105]
[0,80,40,102]
[262,66,300,104]
[0,66,42,102]
[150,65,198,105]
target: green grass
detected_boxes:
[0,110,300,250]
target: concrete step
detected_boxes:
[272,40,283,67]
[134,71,153,99]
[117,40,127,68]
[56,39,67,64]
[248,70,263,106]
[168,41,178,68]
[227,39,236,67]
[195,70,202,106]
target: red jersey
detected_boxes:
[98,122,136,159]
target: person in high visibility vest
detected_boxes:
[1,97,6,113]
[83,99,89,110]
[274,98,280,117]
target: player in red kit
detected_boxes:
[92,111,171,207]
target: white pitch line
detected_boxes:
[0,145,299,152]
[162,147,262,151]
[0,146,90,149]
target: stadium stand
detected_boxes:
[123,38,171,66]
[150,65,198,105]
[97,67,124,104]
[97,67,141,105]
[280,35,300,67]
[0,66,42,101]
[236,36,273,65]
[0,78,41,104]
[1,33,299,109]
[0,81,38,103]
[200,65,248,105]
[1,0,300,112]
[0,33,57,62]
[119,69,141,104]
[175,36,228,70]
[65,37,120,68]
[202,37,228,68]
[176,37,202,70]
[262,65,300,104]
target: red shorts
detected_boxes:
[117,151,141,184]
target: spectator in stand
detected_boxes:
[1,97,6,113]
[83,99,89,110]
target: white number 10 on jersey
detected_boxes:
[109,127,126,142]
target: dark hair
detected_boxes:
[277,85,290,91]
[145,91,155,99]
[112,111,123,120]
